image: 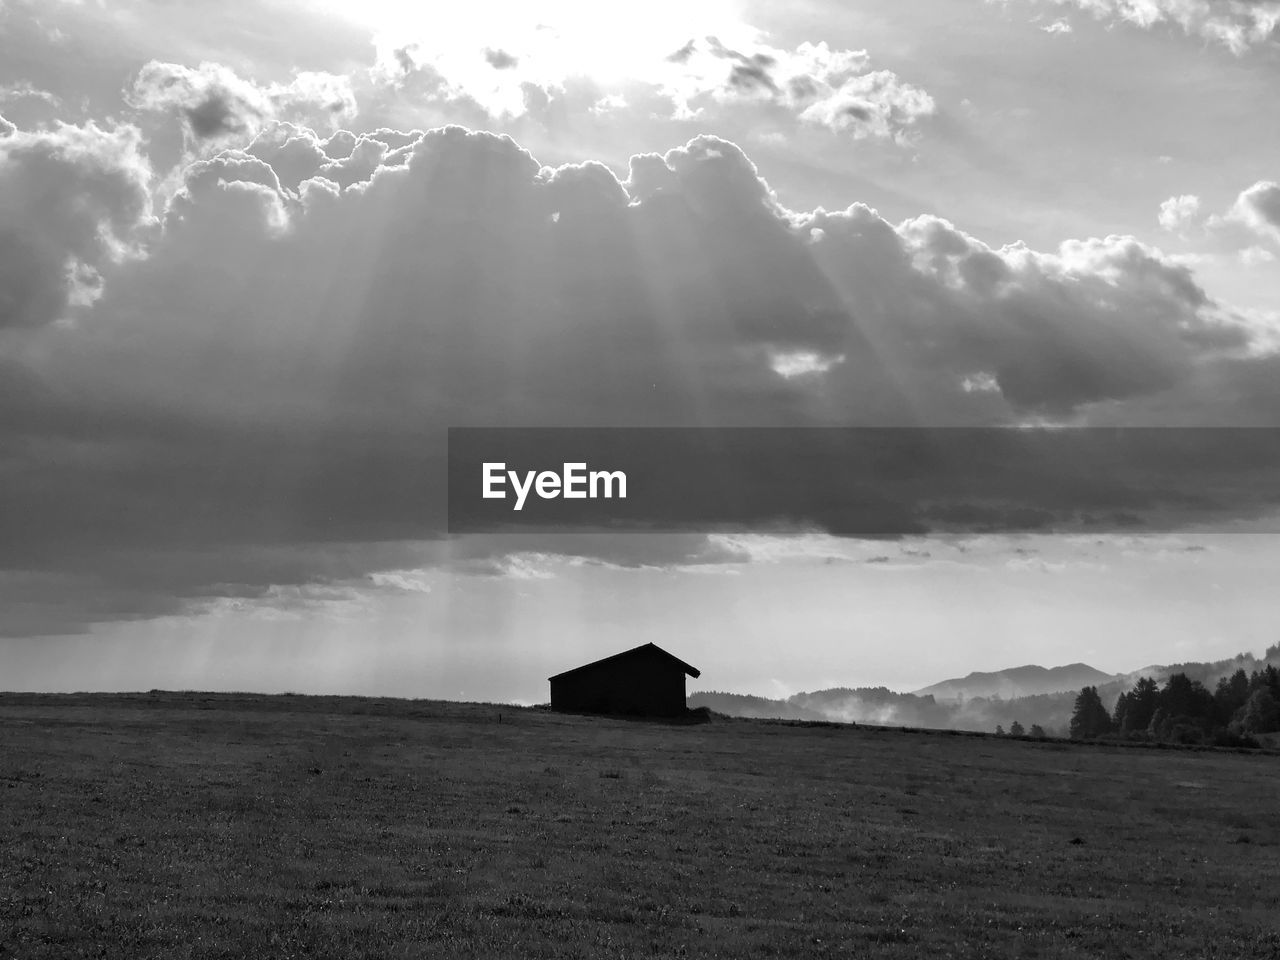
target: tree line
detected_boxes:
[1061,666,1280,747]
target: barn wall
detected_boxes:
[551,655,688,716]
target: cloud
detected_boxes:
[654,39,936,140]
[0,539,437,637]
[484,48,519,70]
[1241,245,1276,266]
[0,122,1276,634]
[1228,180,1280,244]
[1042,18,1074,33]
[1158,193,1202,233]
[1172,179,1280,251]
[0,81,60,106]
[127,60,357,148]
[801,209,1247,414]
[366,22,934,141]
[0,118,152,329]
[238,122,423,193]
[1038,0,1280,53]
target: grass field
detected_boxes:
[2,692,1279,959]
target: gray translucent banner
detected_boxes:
[447,427,1280,535]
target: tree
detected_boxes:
[1069,686,1113,739]
[1213,670,1244,711]
[1009,720,1025,737]
[1159,673,1215,720]
[1241,688,1280,734]
[1215,669,1251,720]
[1118,676,1159,733]
[1112,691,1131,731]
[1029,724,1046,739]
[995,724,1005,736]
[1262,665,1280,700]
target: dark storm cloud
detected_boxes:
[0,228,67,328]
[0,540,440,637]
[1,119,1277,633]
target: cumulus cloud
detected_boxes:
[0,124,1274,634]
[126,60,357,147]
[367,22,933,141]
[1228,179,1280,244]
[1171,178,1280,251]
[0,118,152,328]
[802,209,1246,414]
[10,126,1265,432]
[237,122,420,193]
[654,38,935,140]
[1039,0,1280,53]
[1158,193,1202,233]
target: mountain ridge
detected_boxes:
[690,645,1280,736]
[913,662,1119,701]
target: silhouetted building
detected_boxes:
[549,643,700,717]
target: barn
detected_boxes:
[548,643,701,717]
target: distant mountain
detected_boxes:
[691,645,1280,737]
[689,685,1073,735]
[913,663,1118,701]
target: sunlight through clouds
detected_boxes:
[2,0,1280,701]
[339,0,756,115]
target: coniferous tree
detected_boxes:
[1262,665,1280,700]
[1125,677,1159,732]
[1157,673,1217,725]
[1069,686,1113,739]
[1112,691,1131,731]
[1216,669,1251,719]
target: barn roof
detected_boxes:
[548,642,701,681]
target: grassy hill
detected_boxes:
[2,692,1279,958]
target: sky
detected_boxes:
[1,0,1279,701]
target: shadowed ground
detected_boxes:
[2,692,1278,958]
